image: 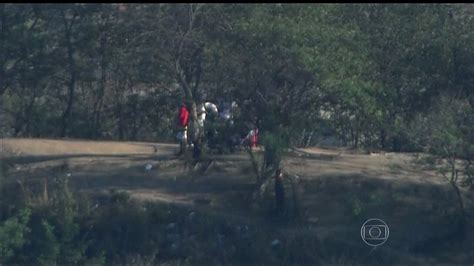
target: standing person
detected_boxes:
[274,168,285,215]
[197,103,206,128]
[203,101,219,150]
[177,102,190,155]
[249,127,259,149]
[241,125,259,151]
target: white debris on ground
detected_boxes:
[145,163,153,171]
[271,239,281,247]
[166,222,176,230]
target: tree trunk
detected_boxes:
[114,78,126,140]
[92,9,112,139]
[350,126,355,148]
[60,13,77,138]
[299,128,306,147]
[176,63,203,158]
[189,101,205,162]
[354,129,359,149]
[0,4,5,96]
[24,93,36,136]
[305,130,314,147]
[130,99,140,140]
[450,179,466,226]
[60,49,76,137]
[174,4,204,159]
[247,148,261,182]
[288,175,301,218]
[118,112,124,140]
[449,157,466,226]
[116,102,124,140]
[93,26,108,139]
[93,86,105,138]
[380,129,386,149]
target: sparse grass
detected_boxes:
[1,140,473,265]
[387,163,403,174]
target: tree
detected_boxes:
[410,95,472,228]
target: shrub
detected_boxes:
[0,208,31,263]
[261,131,289,173]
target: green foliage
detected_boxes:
[1,4,472,152]
[410,95,472,165]
[88,191,155,261]
[0,208,31,263]
[409,94,472,225]
[35,220,60,266]
[261,131,289,172]
[48,176,87,265]
[349,195,363,218]
[4,174,90,265]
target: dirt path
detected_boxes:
[1,138,175,157]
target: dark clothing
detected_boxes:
[275,178,285,212]
[193,142,202,160]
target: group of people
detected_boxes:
[176,101,287,215]
[176,101,259,155]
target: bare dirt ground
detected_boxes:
[1,138,473,264]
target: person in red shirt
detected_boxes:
[249,127,259,149]
[177,102,190,155]
[178,102,190,128]
[241,125,259,151]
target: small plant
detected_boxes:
[369,193,383,206]
[35,219,60,266]
[261,131,289,173]
[352,198,363,218]
[346,195,363,218]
